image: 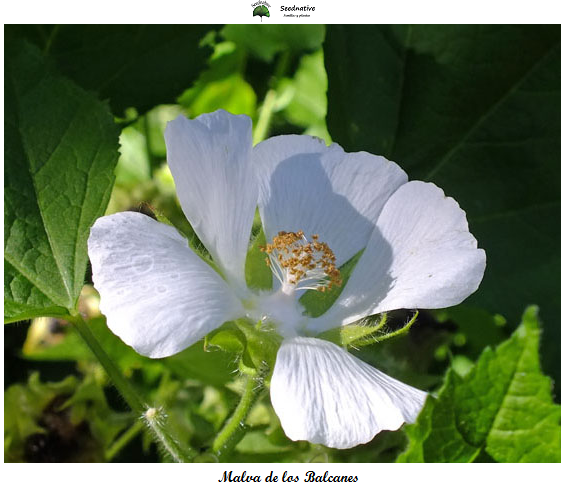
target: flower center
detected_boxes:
[260,230,342,295]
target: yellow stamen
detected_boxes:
[262,231,342,292]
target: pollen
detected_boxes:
[260,231,342,293]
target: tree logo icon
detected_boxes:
[252,1,271,21]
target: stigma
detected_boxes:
[260,231,342,295]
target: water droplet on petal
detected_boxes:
[132,255,153,273]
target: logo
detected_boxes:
[252,1,271,21]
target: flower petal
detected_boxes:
[309,181,486,331]
[88,212,244,358]
[270,337,426,449]
[253,135,407,267]
[165,110,257,289]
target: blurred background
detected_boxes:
[4,25,560,462]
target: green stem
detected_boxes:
[43,25,60,55]
[251,51,291,145]
[68,313,195,462]
[105,420,144,461]
[253,89,277,145]
[144,407,195,462]
[70,313,144,412]
[212,374,264,458]
[143,115,158,175]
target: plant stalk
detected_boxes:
[253,89,277,145]
[212,374,264,458]
[143,407,195,463]
[69,313,195,462]
[70,313,144,412]
[105,420,144,461]
[251,51,291,145]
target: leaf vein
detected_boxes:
[7,67,73,306]
[4,252,66,306]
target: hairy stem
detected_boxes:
[143,407,195,462]
[212,374,264,459]
[370,310,419,345]
[69,313,195,462]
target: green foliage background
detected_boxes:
[4,25,560,463]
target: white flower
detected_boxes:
[88,110,486,449]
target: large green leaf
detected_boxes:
[4,41,119,322]
[324,25,560,385]
[398,306,560,462]
[8,25,215,115]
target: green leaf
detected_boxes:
[324,25,560,386]
[114,125,151,187]
[222,25,325,62]
[280,50,328,133]
[300,249,363,318]
[245,227,272,291]
[4,373,78,450]
[182,73,257,119]
[178,41,257,119]
[398,306,560,463]
[4,372,126,462]
[4,41,119,322]
[9,25,215,115]
[164,341,237,388]
[236,430,292,455]
[235,319,281,372]
[206,324,246,355]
